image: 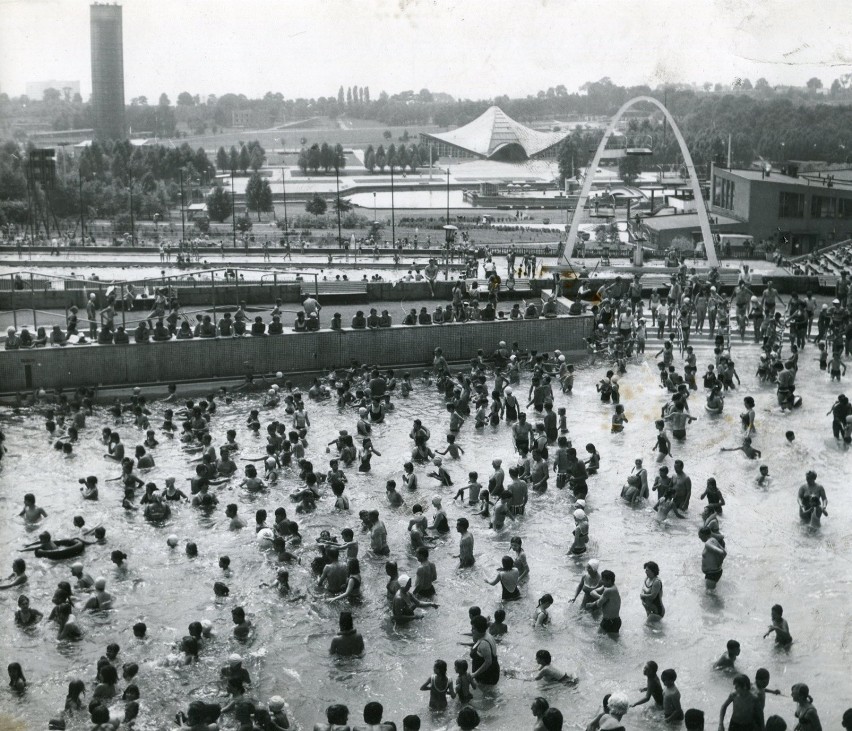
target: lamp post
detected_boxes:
[390,164,396,247]
[78,172,85,241]
[446,167,450,226]
[230,167,237,248]
[128,164,135,245]
[373,191,377,221]
[179,168,186,245]
[335,164,343,247]
[281,167,288,238]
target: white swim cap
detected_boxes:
[271,384,280,391]
[558,355,566,362]
[397,573,411,587]
[573,509,586,520]
[257,528,274,543]
[710,286,716,291]
[71,562,83,571]
[268,389,275,396]
[751,295,758,302]
[505,387,512,394]
[574,499,586,508]
[268,696,285,710]
[95,577,107,590]
[276,371,283,379]
[166,535,178,547]
[587,559,599,571]
[229,653,242,664]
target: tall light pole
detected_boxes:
[128,163,135,245]
[335,164,342,247]
[281,167,288,238]
[390,164,395,247]
[230,167,237,248]
[179,168,186,245]
[446,167,450,226]
[373,192,376,221]
[78,172,85,241]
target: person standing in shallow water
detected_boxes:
[469,614,500,686]
[587,569,622,634]
[455,518,475,568]
[640,561,665,619]
[699,527,727,590]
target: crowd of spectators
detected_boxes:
[4,280,565,350]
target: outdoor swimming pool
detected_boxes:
[0,340,850,730]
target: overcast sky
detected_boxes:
[1,0,851,101]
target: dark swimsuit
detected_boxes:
[471,636,500,685]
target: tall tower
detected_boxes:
[90,4,126,141]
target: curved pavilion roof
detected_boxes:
[421,106,569,159]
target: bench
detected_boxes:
[300,281,368,297]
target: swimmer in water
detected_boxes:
[19,493,48,523]
[0,559,28,590]
[763,604,793,647]
[720,436,762,459]
[84,577,113,610]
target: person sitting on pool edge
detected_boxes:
[351,311,367,329]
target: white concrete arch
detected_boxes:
[559,95,718,267]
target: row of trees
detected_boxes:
[213,141,266,173]
[363,143,424,173]
[3,74,852,138]
[0,137,267,231]
[296,143,346,174]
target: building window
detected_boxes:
[713,176,735,210]
[838,198,852,219]
[810,195,837,219]
[778,191,805,218]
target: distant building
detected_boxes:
[90,3,126,141]
[710,166,852,255]
[28,128,94,146]
[26,80,81,101]
[640,212,742,250]
[420,106,571,162]
[231,109,252,127]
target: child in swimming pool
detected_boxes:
[421,659,455,710]
[611,405,628,433]
[763,604,793,646]
[453,659,477,703]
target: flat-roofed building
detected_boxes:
[710,166,852,255]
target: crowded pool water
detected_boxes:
[0,337,849,730]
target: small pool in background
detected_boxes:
[346,190,472,209]
[0,339,850,730]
